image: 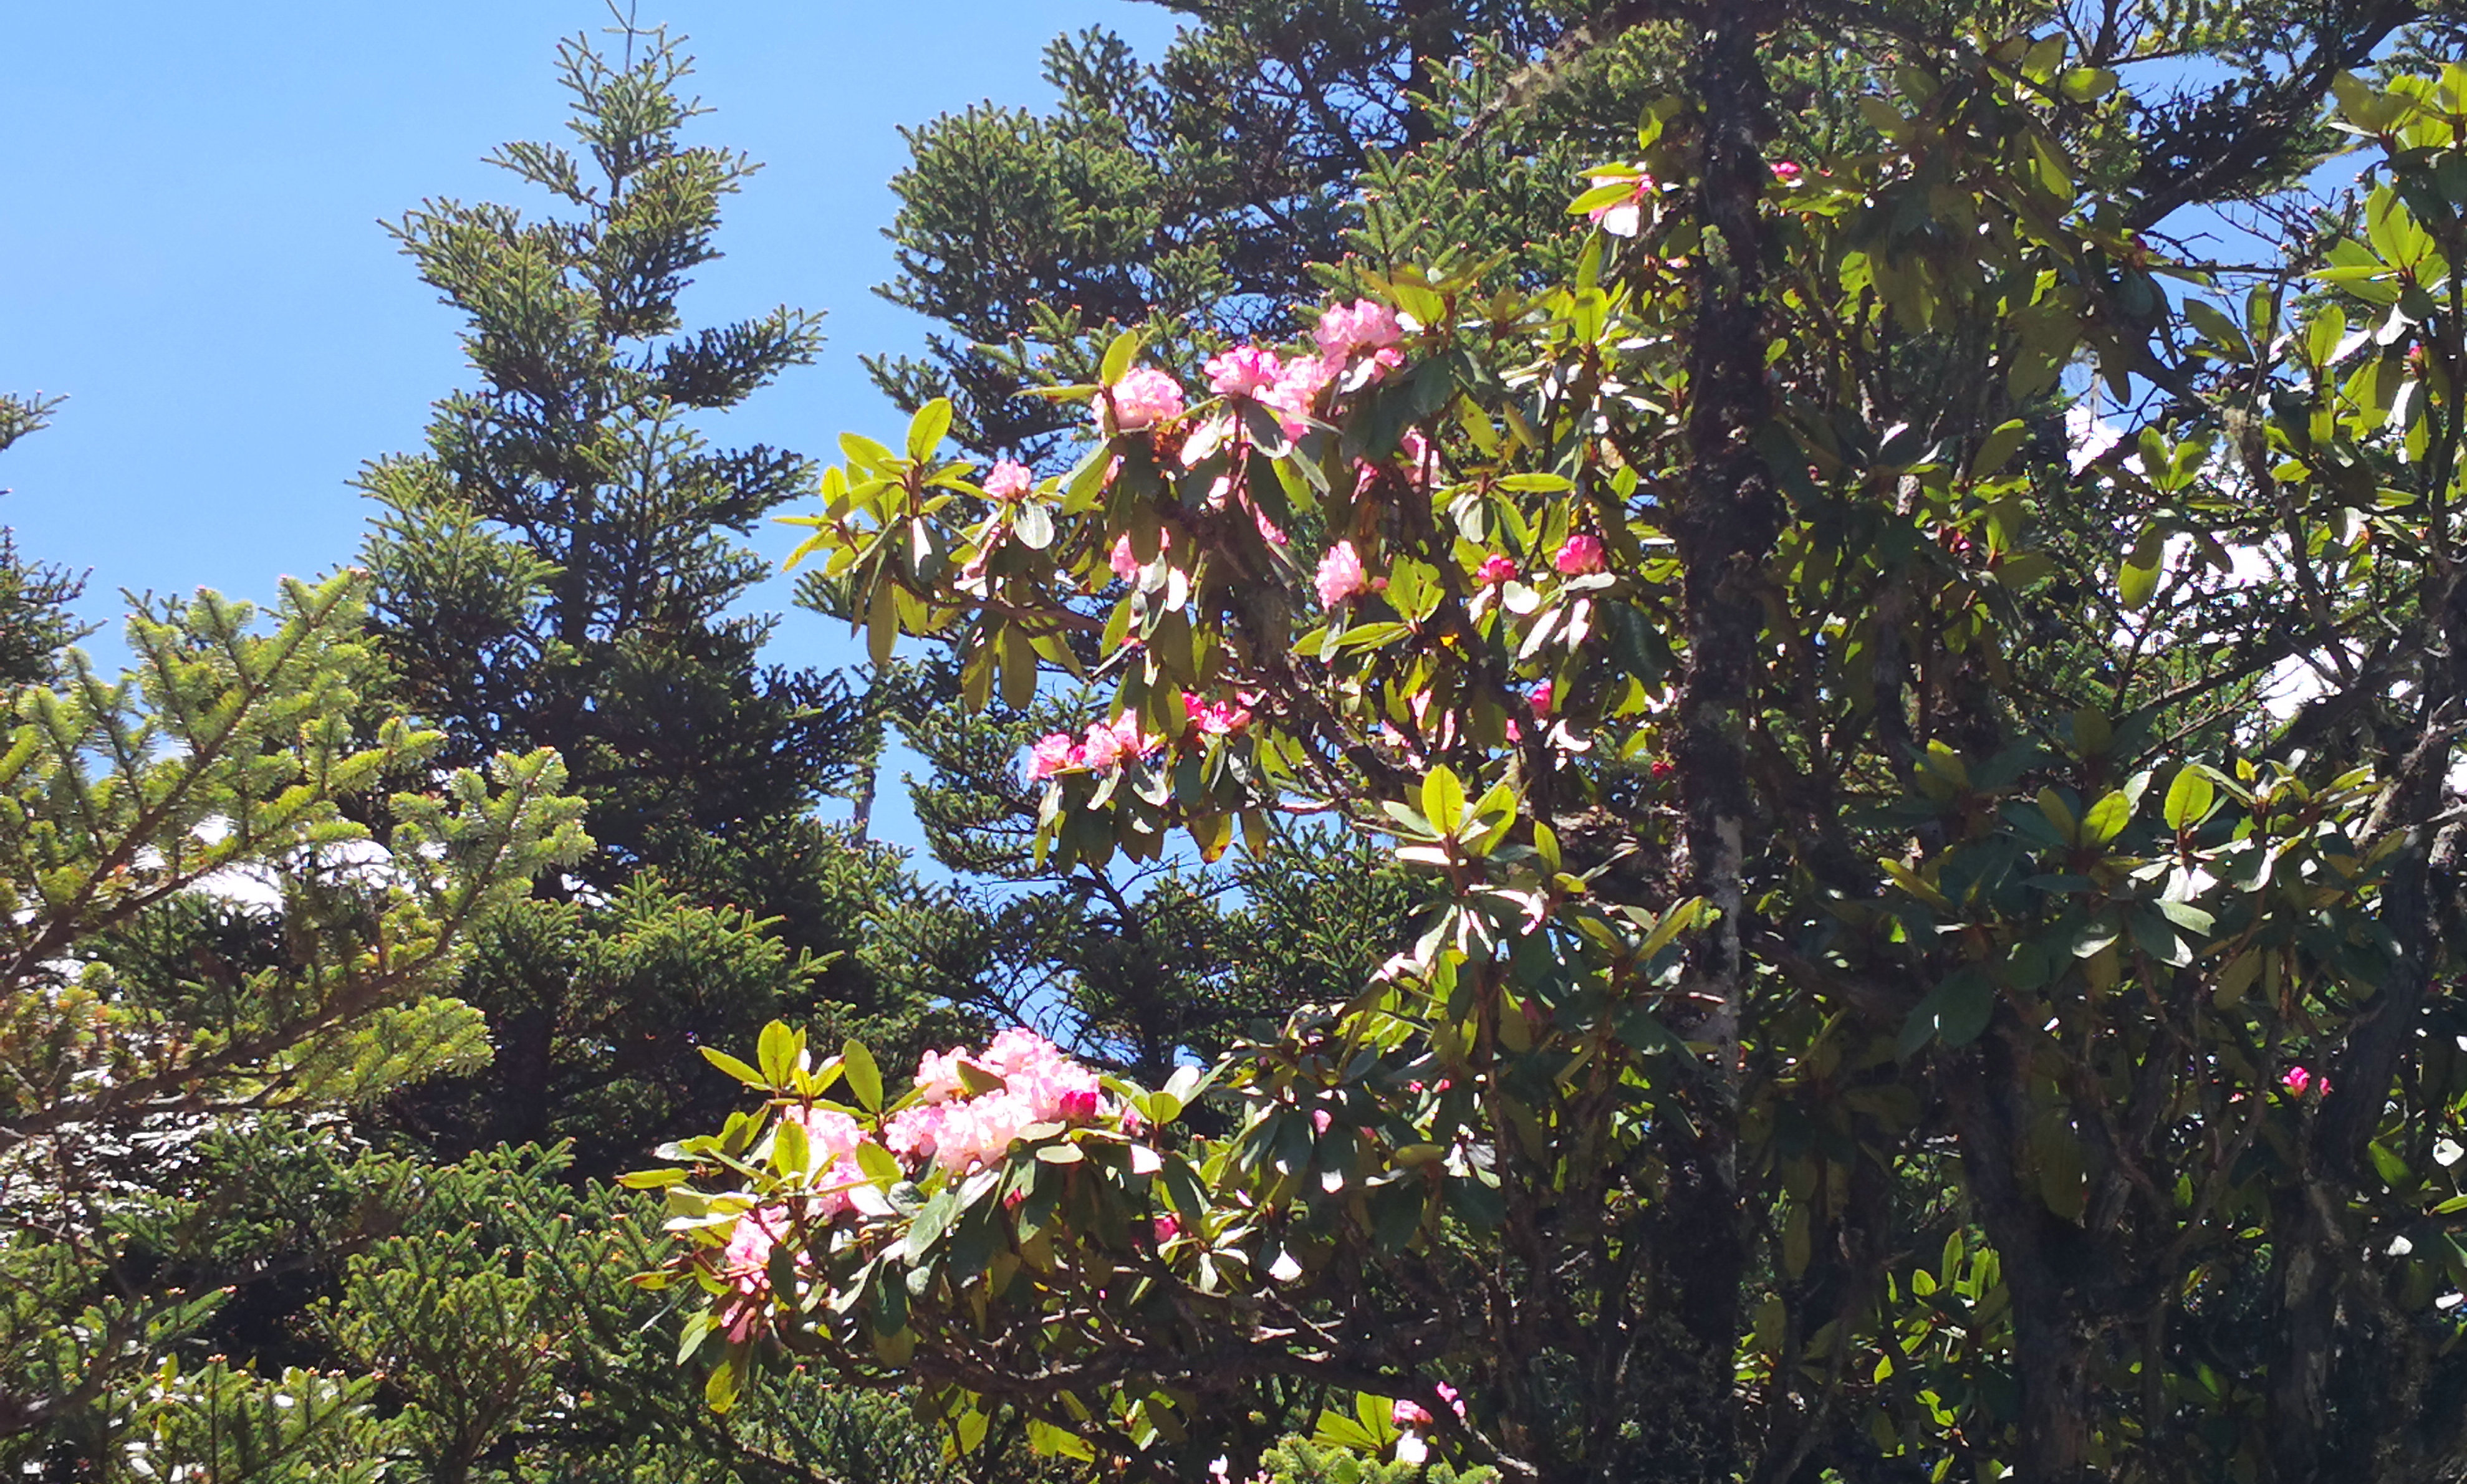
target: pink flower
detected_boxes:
[1554,534,1607,575]
[2284,1066,2314,1096]
[1107,711,1165,760]
[1476,553,1517,585]
[1109,533,1142,580]
[1026,732,1081,780]
[1314,299,1404,360]
[1186,693,1254,737]
[1102,367,1187,433]
[1435,1382,1465,1419]
[1311,1108,1334,1134]
[885,1029,1106,1174]
[1399,427,1433,486]
[1261,355,1331,436]
[1393,1399,1434,1429]
[722,1205,789,1296]
[1771,160,1804,184]
[1314,540,1372,608]
[1082,720,1127,770]
[780,1106,880,1217]
[1205,345,1286,398]
[1529,681,1554,718]
[1153,1214,1181,1244]
[983,459,1033,499]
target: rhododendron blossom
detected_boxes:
[1101,367,1187,432]
[883,1030,1106,1174]
[1025,732,1081,780]
[1082,720,1127,770]
[1315,540,1372,608]
[1205,345,1285,398]
[1477,553,1518,585]
[1314,299,1403,360]
[1555,533,1607,575]
[1186,693,1254,737]
[719,1205,793,1340]
[982,459,1033,499]
[1110,530,1175,581]
[1771,160,1804,184]
[779,1104,881,1217]
[1260,354,1333,436]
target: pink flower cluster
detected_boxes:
[1110,528,1175,580]
[982,459,1034,499]
[1554,534,1607,575]
[1185,691,1254,737]
[1203,342,1335,436]
[781,1104,881,1217]
[1203,345,1285,398]
[2284,1065,2327,1096]
[1100,367,1188,433]
[887,1028,1104,1174]
[1195,299,1404,441]
[719,1204,791,1339]
[1476,553,1519,585]
[1315,299,1404,364]
[1026,712,1167,780]
[1392,1383,1465,1429]
[1315,540,1372,608]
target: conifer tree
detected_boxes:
[360,25,941,1161]
[0,571,587,1478]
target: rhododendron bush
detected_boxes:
[640,34,2467,1484]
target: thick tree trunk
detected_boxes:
[1941,1050,2098,1484]
[1658,9,1784,1480]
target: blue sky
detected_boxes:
[0,0,1176,850]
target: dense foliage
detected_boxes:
[12,1,2467,1482]
[649,7,2467,1484]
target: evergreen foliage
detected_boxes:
[360,26,945,1163]
[0,572,587,1474]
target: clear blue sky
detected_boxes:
[0,0,1176,848]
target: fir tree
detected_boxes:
[360,26,943,1162]
[0,573,585,1478]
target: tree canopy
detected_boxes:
[647,4,2467,1483]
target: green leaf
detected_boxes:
[756,1021,799,1088]
[701,1046,770,1088]
[866,578,899,669]
[2155,899,2215,936]
[1421,765,1467,836]
[842,1038,883,1113]
[1973,418,2029,476]
[2184,299,2249,361]
[1899,966,1996,1058]
[906,398,954,460]
[1100,328,1142,387]
[2057,66,2118,102]
[2118,527,2163,611]
[773,1113,810,1176]
[2081,788,2133,845]
[2163,767,2216,831]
